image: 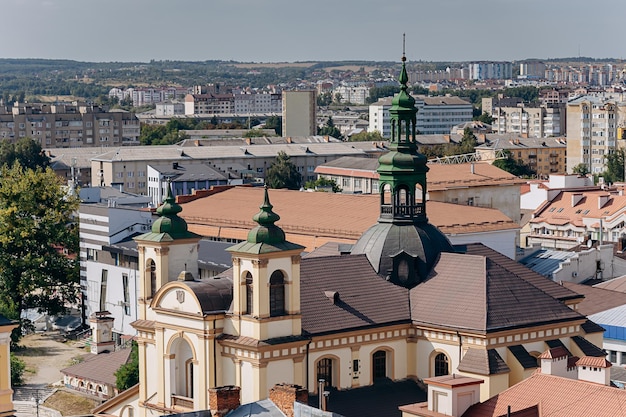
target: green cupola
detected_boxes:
[135,181,201,242]
[351,43,454,289]
[227,187,304,255]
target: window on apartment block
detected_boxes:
[122,273,131,315]
[99,270,108,312]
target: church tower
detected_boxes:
[134,182,201,320]
[351,41,454,288]
[226,187,307,402]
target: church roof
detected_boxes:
[457,348,510,375]
[300,254,410,335]
[409,250,584,333]
[61,348,132,387]
[180,276,233,314]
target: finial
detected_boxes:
[402,33,406,62]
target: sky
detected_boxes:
[2,0,625,64]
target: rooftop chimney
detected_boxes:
[209,386,241,417]
[269,384,308,417]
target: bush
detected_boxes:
[10,354,25,386]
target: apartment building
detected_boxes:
[468,61,513,80]
[282,90,317,137]
[368,95,473,136]
[519,61,546,78]
[475,136,567,176]
[566,94,626,174]
[109,86,191,107]
[333,84,370,105]
[0,103,140,148]
[490,104,565,137]
[90,140,367,194]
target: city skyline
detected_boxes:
[1,0,625,64]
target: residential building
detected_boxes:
[314,157,524,222]
[519,61,547,79]
[415,95,473,135]
[566,94,626,174]
[488,103,565,138]
[527,189,626,250]
[0,102,140,148]
[90,140,368,194]
[93,58,602,417]
[109,87,191,107]
[155,101,185,116]
[184,93,234,115]
[333,85,370,105]
[468,62,513,80]
[146,162,229,207]
[520,174,596,211]
[282,90,317,137]
[368,95,473,136]
[475,136,567,176]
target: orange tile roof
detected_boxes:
[575,356,612,368]
[179,187,518,251]
[532,190,626,227]
[464,372,626,417]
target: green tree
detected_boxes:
[602,149,625,183]
[457,128,478,154]
[265,116,282,136]
[115,341,139,391]
[317,92,332,106]
[572,163,590,176]
[0,138,50,170]
[318,116,343,140]
[305,177,342,193]
[0,164,79,342]
[265,151,302,190]
[492,151,535,177]
[348,130,384,142]
[474,112,494,125]
[10,353,25,386]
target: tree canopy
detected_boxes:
[0,138,50,170]
[318,116,343,140]
[115,341,139,390]
[265,151,302,190]
[492,151,536,177]
[0,164,79,341]
[304,177,342,193]
[601,149,625,184]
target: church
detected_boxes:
[95,55,605,417]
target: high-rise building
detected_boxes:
[282,90,317,137]
[566,94,626,174]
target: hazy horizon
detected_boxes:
[2,0,624,64]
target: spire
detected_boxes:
[227,187,304,254]
[377,37,429,223]
[136,180,200,241]
[247,186,286,245]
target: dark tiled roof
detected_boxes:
[581,319,606,334]
[508,345,539,369]
[182,276,233,314]
[309,379,426,417]
[61,348,132,386]
[457,243,582,303]
[409,251,584,333]
[545,340,571,356]
[300,255,410,335]
[562,281,626,316]
[571,335,606,357]
[457,348,510,375]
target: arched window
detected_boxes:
[186,359,194,398]
[434,353,449,377]
[149,260,157,298]
[269,270,285,317]
[317,358,335,389]
[373,350,387,380]
[245,272,253,315]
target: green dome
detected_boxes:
[247,187,286,244]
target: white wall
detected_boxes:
[448,229,518,259]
